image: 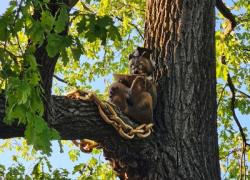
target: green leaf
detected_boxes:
[28,21,44,44]
[13,19,23,34]
[25,120,35,144]
[41,10,54,32]
[46,34,72,57]
[68,149,80,162]
[25,54,37,70]
[30,88,44,115]
[0,17,9,41]
[61,48,70,66]
[31,162,42,178]
[71,47,82,60]
[54,7,68,33]
[0,164,5,177]
[18,81,31,104]
[73,163,85,174]
[7,104,27,124]
[50,128,60,139]
[33,116,47,134]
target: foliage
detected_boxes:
[216,0,250,178]
[0,152,115,179]
[0,0,143,178]
[0,139,116,179]
[0,0,249,179]
[0,0,143,154]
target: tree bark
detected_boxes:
[0,94,136,139]
[143,0,220,179]
[0,93,160,179]
[32,0,78,120]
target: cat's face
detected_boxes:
[128,47,154,75]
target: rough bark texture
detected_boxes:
[0,0,221,179]
[0,94,136,139]
[0,94,157,179]
[143,0,220,179]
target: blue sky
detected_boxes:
[0,0,249,177]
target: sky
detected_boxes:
[0,0,249,177]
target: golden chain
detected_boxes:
[67,90,154,140]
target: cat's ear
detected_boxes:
[140,48,152,59]
[128,53,133,60]
[129,47,152,60]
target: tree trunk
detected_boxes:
[141,0,220,179]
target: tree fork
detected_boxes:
[32,0,79,120]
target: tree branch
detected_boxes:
[53,75,73,86]
[0,94,139,140]
[217,83,227,107]
[227,73,249,147]
[115,16,144,40]
[0,93,155,178]
[216,0,237,34]
[236,88,250,99]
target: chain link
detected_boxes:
[67,90,154,140]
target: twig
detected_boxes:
[0,44,21,65]
[0,44,22,58]
[227,73,249,147]
[219,147,241,160]
[243,147,247,180]
[53,75,72,86]
[13,0,24,26]
[217,83,227,107]
[220,0,250,146]
[227,72,249,179]
[81,2,94,13]
[14,0,25,55]
[115,16,144,40]
[16,35,24,55]
[236,88,250,99]
[216,0,237,34]
[240,142,244,180]
[117,2,144,13]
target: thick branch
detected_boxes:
[0,93,156,179]
[0,94,137,140]
[216,0,237,34]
